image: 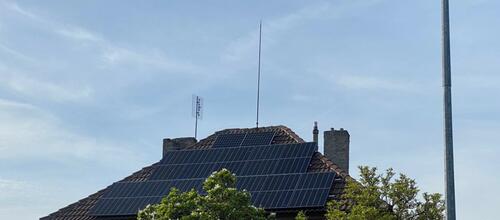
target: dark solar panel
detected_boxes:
[102,179,205,199]
[212,131,276,148]
[240,132,275,146]
[245,172,335,209]
[91,197,161,216]
[212,133,246,148]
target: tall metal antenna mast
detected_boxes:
[442,0,456,219]
[256,20,262,128]
[192,95,203,139]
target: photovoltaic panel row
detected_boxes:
[212,132,275,148]
[159,142,316,165]
[245,173,335,209]
[295,172,335,189]
[91,188,330,216]
[237,172,335,192]
[212,133,246,148]
[251,188,330,209]
[91,172,335,216]
[242,158,310,176]
[90,197,161,216]
[103,179,204,198]
[287,189,331,208]
[102,172,335,200]
[240,132,275,146]
[247,143,315,160]
[150,157,311,180]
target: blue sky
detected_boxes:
[0,0,498,219]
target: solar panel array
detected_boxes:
[149,143,316,180]
[212,132,275,148]
[91,173,335,215]
[90,132,335,217]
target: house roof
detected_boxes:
[41,125,349,220]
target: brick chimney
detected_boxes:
[323,128,350,174]
[163,137,197,157]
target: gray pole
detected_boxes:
[442,0,456,219]
[194,96,199,139]
[256,20,262,128]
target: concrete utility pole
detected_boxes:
[256,20,262,128]
[442,0,456,219]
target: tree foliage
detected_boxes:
[326,166,445,220]
[295,211,308,220]
[137,168,267,220]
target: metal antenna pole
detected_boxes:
[194,96,199,139]
[194,111,198,139]
[256,20,262,128]
[442,0,456,219]
[192,95,203,139]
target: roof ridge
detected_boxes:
[275,125,305,143]
[190,125,305,149]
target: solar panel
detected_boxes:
[244,172,335,209]
[102,179,205,199]
[240,132,275,146]
[287,189,331,208]
[212,131,277,148]
[212,133,246,148]
[91,197,161,216]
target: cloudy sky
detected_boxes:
[0,0,498,219]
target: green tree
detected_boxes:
[326,166,445,220]
[137,168,267,220]
[295,211,308,220]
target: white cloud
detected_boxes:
[0,63,93,103]
[101,47,200,74]
[0,99,141,163]
[0,178,40,201]
[290,94,318,102]
[6,75,93,102]
[455,74,500,89]
[221,0,383,63]
[4,2,199,75]
[0,43,37,63]
[221,3,332,62]
[335,74,422,92]
[57,27,102,42]
[4,2,39,20]
[0,98,149,220]
[0,177,48,219]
